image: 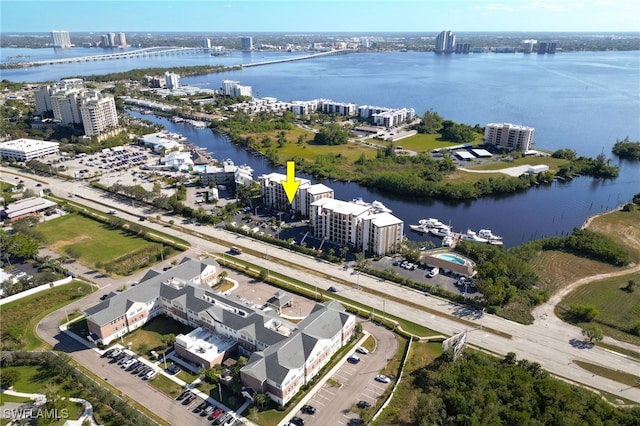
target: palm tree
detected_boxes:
[254,392,269,411]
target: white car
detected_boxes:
[356,346,369,355]
[375,374,391,383]
[144,370,157,380]
[426,267,439,278]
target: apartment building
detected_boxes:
[0,139,59,162]
[35,78,85,114]
[484,123,534,152]
[199,160,255,190]
[50,30,72,48]
[435,30,456,54]
[241,36,253,51]
[83,257,354,406]
[79,94,119,137]
[221,80,253,98]
[241,300,355,406]
[309,198,403,255]
[165,72,180,89]
[320,100,357,116]
[259,172,334,218]
[290,100,319,116]
[372,108,415,127]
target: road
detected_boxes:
[6,169,639,405]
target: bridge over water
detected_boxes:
[1,47,357,70]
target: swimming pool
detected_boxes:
[433,253,467,265]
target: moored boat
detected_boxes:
[461,229,489,243]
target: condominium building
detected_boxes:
[199,160,255,190]
[79,95,118,137]
[289,100,319,116]
[484,123,534,152]
[320,100,357,116]
[309,198,403,255]
[372,108,415,127]
[83,257,354,406]
[165,72,180,89]
[50,30,72,48]
[523,40,536,54]
[202,38,211,49]
[241,36,253,51]
[0,139,60,162]
[117,32,127,48]
[221,80,252,98]
[455,43,471,54]
[435,30,456,54]
[259,172,334,218]
[34,80,118,137]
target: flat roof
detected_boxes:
[471,149,492,157]
[369,212,403,227]
[175,327,236,362]
[0,138,59,152]
[455,151,476,160]
[3,197,57,219]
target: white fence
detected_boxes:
[0,276,73,306]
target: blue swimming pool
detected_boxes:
[433,253,467,265]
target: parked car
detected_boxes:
[290,417,305,426]
[327,286,337,292]
[182,394,196,405]
[108,349,122,358]
[201,405,214,417]
[194,401,207,413]
[208,408,224,420]
[301,405,316,415]
[375,374,391,383]
[214,413,230,425]
[101,348,115,358]
[176,390,191,401]
[426,267,440,278]
[355,346,369,355]
[357,400,372,409]
[347,355,360,364]
[166,364,181,374]
[144,370,157,380]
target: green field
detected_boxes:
[466,155,567,172]
[558,272,640,344]
[381,132,472,152]
[0,281,93,351]
[114,316,193,358]
[36,213,167,275]
[148,374,183,398]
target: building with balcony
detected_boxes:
[221,80,252,98]
[310,198,403,256]
[259,173,334,218]
[435,30,456,54]
[50,30,72,48]
[484,123,534,152]
[79,94,119,137]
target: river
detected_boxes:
[2,47,639,247]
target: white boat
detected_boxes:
[419,218,446,228]
[461,230,489,243]
[430,225,452,238]
[478,229,504,245]
[442,235,454,247]
[409,224,430,234]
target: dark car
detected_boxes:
[290,417,305,426]
[101,348,114,358]
[182,394,196,405]
[301,405,316,415]
[357,400,371,409]
[167,364,181,375]
[176,390,191,401]
[327,286,337,293]
[194,401,207,413]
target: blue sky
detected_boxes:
[2,0,639,33]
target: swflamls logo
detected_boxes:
[2,407,69,420]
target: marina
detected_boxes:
[410,218,503,247]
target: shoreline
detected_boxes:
[581,204,624,230]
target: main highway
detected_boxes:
[5,168,639,405]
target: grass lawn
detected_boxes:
[531,250,620,294]
[360,335,376,353]
[372,341,442,426]
[123,316,193,358]
[382,133,471,153]
[466,155,567,172]
[176,369,200,384]
[2,365,45,394]
[36,213,161,274]
[148,374,183,398]
[573,360,640,388]
[557,272,640,345]
[0,281,93,351]
[587,209,640,262]
[0,393,32,405]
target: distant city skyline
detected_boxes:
[2,0,639,33]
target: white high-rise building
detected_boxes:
[435,30,456,54]
[221,80,252,97]
[80,95,119,137]
[202,38,211,49]
[51,89,83,125]
[35,78,84,113]
[117,32,127,47]
[310,198,403,256]
[484,123,534,152]
[258,172,333,218]
[50,30,72,48]
[165,72,180,89]
[241,36,253,51]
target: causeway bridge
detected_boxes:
[1,47,209,69]
[1,47,357,70]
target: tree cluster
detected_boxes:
[612,137,640,160]
[440,120,480,144]
[539,228,631,266]
[553,149,620,178]
[409,351,640,425]
[312,123,350,145]
[412,109,443,134]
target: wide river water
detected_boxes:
[2,47,639,247]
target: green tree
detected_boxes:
[582,324,604,342]
[313,123,349,145]
[0,369,20,389]
[254,392,269,411]
[567,304,599,322]
[622,279,636,293]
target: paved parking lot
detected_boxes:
[293,321,397,426]
[373,256,481,299]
